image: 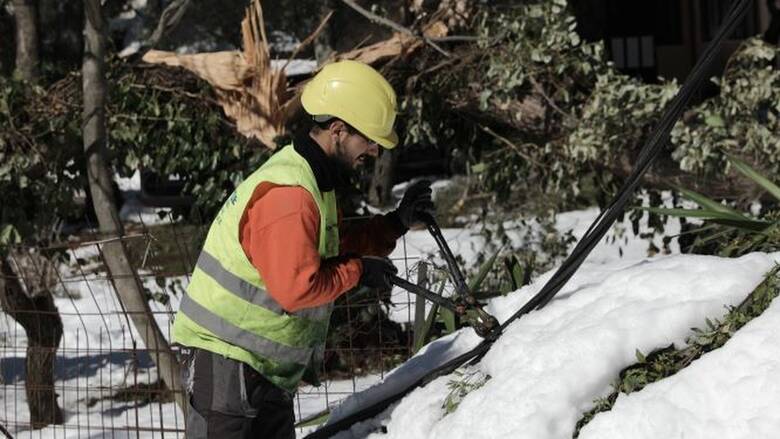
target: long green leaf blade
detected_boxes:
[637,206,748,220]
[675,187,745,217]
[414,303,439,353]
[728,155,780,202]
[468,247,501,292]
[707,218,776,232]
[638,206,773,231]
[295,409,330,428]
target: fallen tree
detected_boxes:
[141,0,450,150]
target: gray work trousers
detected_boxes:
[182,348,295,439]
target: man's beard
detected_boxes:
[330,140,356,189]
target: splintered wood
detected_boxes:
[143,0,288,147]
[143,0,448,148]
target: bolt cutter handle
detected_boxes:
[418,212,470,298]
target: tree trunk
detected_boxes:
[0,257,63,428]
[368,148,396,206]
[81,0,184,410]
[12,0,39,81]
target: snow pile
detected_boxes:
[579,283,780,438]
[323,252,780,438]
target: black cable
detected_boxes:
[0,421,14,439]
[305,1,751,436]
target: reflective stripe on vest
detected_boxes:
[196,251,285,314]
[178,293,313,365]
[195,250,331,322]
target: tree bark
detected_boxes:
[368,148,396,206]
[0,257,63,428]
[12,0,39,81]
[81,0,184,410]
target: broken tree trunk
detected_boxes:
[0,256,63,428]
[369,148,396,207]
[142,0,289,148]
[82,0,184,410]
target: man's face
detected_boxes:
[333,128,380,170]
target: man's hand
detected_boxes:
[395,180,435,229]
[359,256,398,290]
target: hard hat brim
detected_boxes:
[372,129,399,149]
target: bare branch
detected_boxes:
[339,0,451,57]
[478,124,542,167]
[147,0,191,47]
[282,10,334,72]
[121,0,191,57]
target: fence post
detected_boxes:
[412,263,428,351]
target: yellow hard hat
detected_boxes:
[301,60,398,149]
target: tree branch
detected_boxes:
[120,0,192,58]
[282,10,334,72]
[478,123,542,167]
[147,0,191,47]
[339,0,451,57]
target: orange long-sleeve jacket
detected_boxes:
[237,133,406,313]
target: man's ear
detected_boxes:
[327,119,347,136]
[327,119,348,144]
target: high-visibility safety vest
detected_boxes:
[172,143,339,392]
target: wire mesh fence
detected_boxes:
[0,212,431,438]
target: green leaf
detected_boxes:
[637,207,773,232]
[471,162,487,174]
[637,206,745,221]
[441,308,457,334]
[635,349,646,363]
[727,155,780,202]
[414,303,439,354]
[294,409,330,428]
[0,224,21,248]
[674,187,745,217]
[468,247,501,292]
[706,218,775,232]
[704,114,725,127]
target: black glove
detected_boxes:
[394,180,435,229]
[359,256,398,290]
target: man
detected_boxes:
[172,60,434,438]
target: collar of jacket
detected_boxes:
[293,130,346,193]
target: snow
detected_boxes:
[113,170,175,225]
[324,252,780,439]
[270,59,319,76]
[579,284,780,439]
